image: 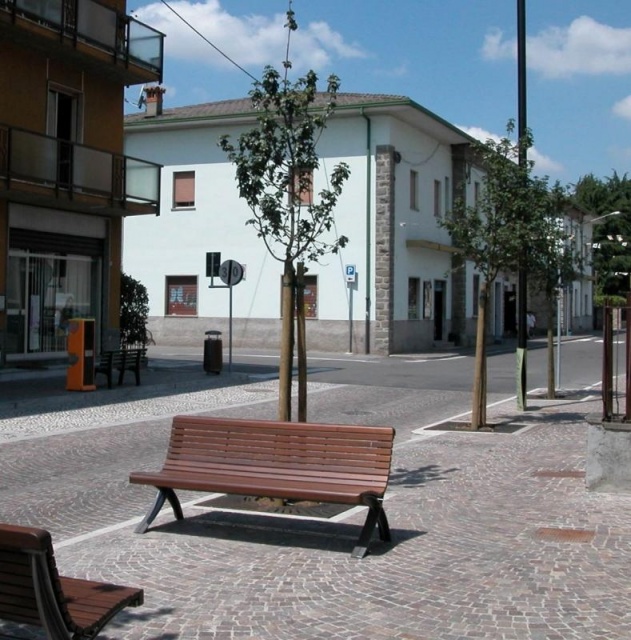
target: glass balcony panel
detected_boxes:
[4,0,164,81]
[15,0,62,25]
[73,145,112,194]
[125,157,159,203]
[77,0,116,49]
[11,130,57,182]
[128,19,163,73]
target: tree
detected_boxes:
[526,183,574,399]
[219,11,349,421]
[120,272,149,348]
[574,172,631,298]
[441,121,560,429]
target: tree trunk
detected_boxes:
[278,261,295,421]
[546,295,555,399]
[296,262,307,422]
[471,280,489,430]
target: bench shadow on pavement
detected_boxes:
[150,510,423,557]
[388,463,459,488]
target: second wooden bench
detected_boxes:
[129,415,396,558]
[95,348,145,389]
[0,523,143,639]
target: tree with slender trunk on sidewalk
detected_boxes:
[526,183,574,399]
[219,8,349,421]
[441,121,561,429]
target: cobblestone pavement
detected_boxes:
[2,362,631,639]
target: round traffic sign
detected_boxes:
[219,260,244,286]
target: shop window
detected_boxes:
[173,171,195,208]
[166,276,197,315]
[280,274,318,318]
[302,274,318,318]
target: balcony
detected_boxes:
[0,0,164,85]
[0,124,161,217]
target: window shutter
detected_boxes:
[173,171,195,207]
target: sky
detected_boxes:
[124,0,631,187]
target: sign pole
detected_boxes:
[218,259,244,375]
[229,285,233,373]
[348,283,353,353]
[345,264,357,354]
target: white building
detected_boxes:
[123,91,594,354]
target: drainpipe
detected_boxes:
[361,108,372,354]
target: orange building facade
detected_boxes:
[0,0,163,366]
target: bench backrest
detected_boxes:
[0,523,73,632]
[165,416,395,492]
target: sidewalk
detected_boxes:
[2,346,631,639]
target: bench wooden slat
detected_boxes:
[0,523,144,637]
[161,460,391,485]
[130,415,395,558]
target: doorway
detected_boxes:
[433,280,445,340]
[504,290,517,337]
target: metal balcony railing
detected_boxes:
[0,124,161,212]
[0,0,164,82]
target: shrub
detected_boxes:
[120,272,149,348]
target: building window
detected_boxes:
[472,274,480,317]
[291,167,313,206]
[434,180,442,217]
[444,177,450,214]
[166,276,197,315]
[474,181,481,204]
[410,170,419,210]
[173,171,195,208]
[408,277,420,320]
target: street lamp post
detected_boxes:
[516,0,528,411]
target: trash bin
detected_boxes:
[203,330,222,374]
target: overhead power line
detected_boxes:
[158,0,259,83]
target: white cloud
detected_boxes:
[482,16,631,79]
[613,95,631,120]
[133,0,365,74]
[457,125,564,176]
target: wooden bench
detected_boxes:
[95,348,145,389]
[129,415,396,558]
[0,523,143,640]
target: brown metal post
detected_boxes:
[603,305,613,420]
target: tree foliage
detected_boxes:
[219,68,349,266]
[441,121,538,284]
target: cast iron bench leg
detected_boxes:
[351,496,386,559]
[377,506,391,542]
[133,352,141,385]
[117,352,127,386]
[135,488,183,533]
